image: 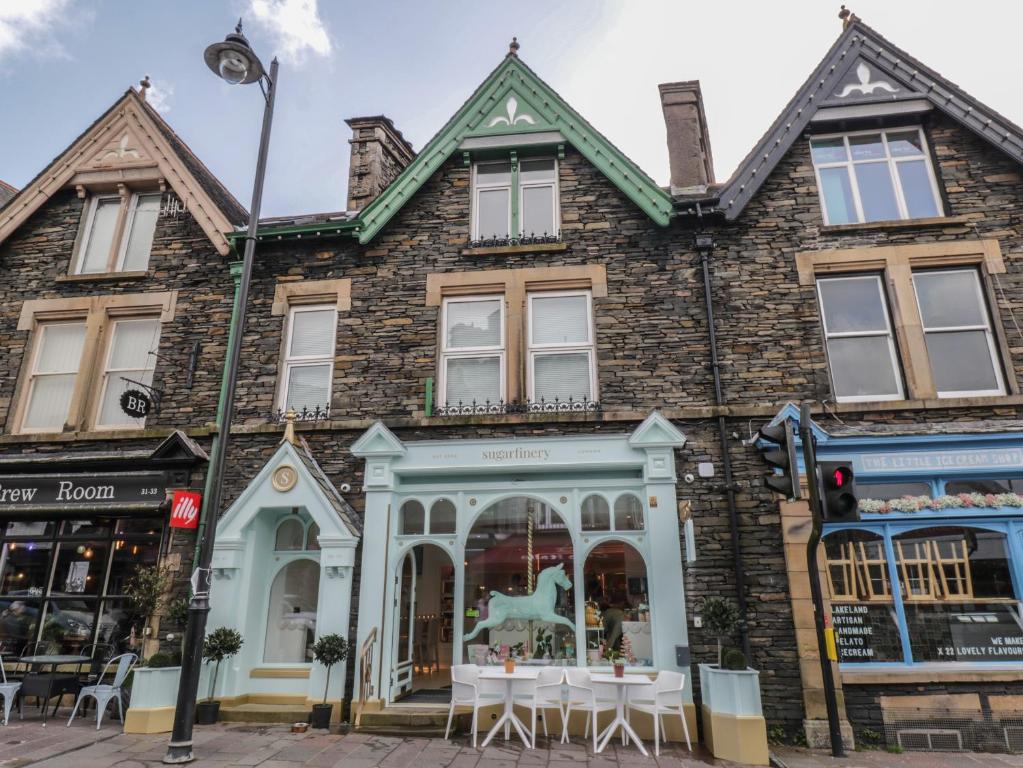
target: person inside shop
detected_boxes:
[0,600,35,652]
[600,592,627,653]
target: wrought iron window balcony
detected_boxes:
[468,231,562,249]
[272,405,331,423]
[433,397,601,417]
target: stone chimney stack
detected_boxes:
[344,115,416,211]
[658,81,714,195]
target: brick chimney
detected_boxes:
[344,116,416,211]
[658,81,714,195]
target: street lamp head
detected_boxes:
[204,19,265,85]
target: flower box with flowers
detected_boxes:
[858,492,1023,515]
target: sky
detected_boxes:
[1,0,1021,218]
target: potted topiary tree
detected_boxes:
[197,627,243,725]
[697,597,768,765]
[310,633,348,729]
[124,565,172,659]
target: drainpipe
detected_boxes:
[191,260,244,567]
[695,206,752,662]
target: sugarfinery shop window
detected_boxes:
[0,517,164,656]
[278,305,337,415]
[816,268,1005,402]
[20,315,161,433]
[458,496,651,667]
[74,192,161,274]
[810,128,942,225]
[439,292,596,407]
[471,158,559,241]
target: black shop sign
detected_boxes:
[0,472,167,511]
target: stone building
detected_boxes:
[0,86,245,664]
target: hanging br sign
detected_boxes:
[120,389,152,419]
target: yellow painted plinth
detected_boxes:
[124,706,176,734]
[701,704,769,766]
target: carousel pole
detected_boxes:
[527,505,534,656]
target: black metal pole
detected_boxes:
[799,402,845,758]
[164,57,278,765]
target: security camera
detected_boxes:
[340,483,351,493]
[683,473,695,483]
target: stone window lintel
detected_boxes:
[271,278,353,316]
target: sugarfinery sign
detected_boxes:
[0,472,166,511]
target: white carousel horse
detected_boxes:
[463,563,576,641]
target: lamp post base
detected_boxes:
[162,741,195,764]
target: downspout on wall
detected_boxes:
[695,205,753,662]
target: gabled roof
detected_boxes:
[713,20,1023,219]
[352,50,673,243]
[0,180,17,209]
[0,89,246,254]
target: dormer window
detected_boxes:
[74,191,161,274]
[810,128,941,225]
[471,157,558,240]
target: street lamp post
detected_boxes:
[164,21,277,764]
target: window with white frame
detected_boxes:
[75,192,161,274]
[471,158,558,240]
[279,305,337,414]
[912,269,1004,397]
[95,317,161,429]
[527,290,595,403]
[810,128,941,225]
[817,275,904,402]
[21,321,88,432]
[439,296,504,406]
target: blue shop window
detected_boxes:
[826,525,1023,665]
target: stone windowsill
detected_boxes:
[821,214,973,235]
[56,270,149,283]
[842,665,1023,685]
[461,242,568,256]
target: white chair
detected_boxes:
[0,655,21,726]
[521,667,564,747]
[625,670,692,755]
[563,668,617,751]
[66,652,137,730]
[445,664,483,747]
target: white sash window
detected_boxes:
[279,305,337,415]
[95,317,161,429]
[22,322,88,432]
[439,296,505,407]
[527,290,595,403]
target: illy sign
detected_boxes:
[170,491,202,529]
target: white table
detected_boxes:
[590,673,650,756]
[477,667,540,748]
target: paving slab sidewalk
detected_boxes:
[7,723,1023,768]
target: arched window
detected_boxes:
[583,540,651,666]
[264,559,320,663]
[463,497,575,662]
[430,499,456,534]
[306,522,320,551]
[580,495,609,530]
[399,500,425,535]
[613,494,644,531]
[275,519,304,551]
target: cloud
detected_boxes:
[247,0,332,65]
[145,78,173,114]
[0,0,74,62]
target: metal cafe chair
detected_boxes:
[0,654,22,725]
[74,644,115,717]
[18,641,82,718]
[67,652,138,730]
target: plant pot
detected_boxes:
[698,663,763,716]
[503,658,516,674]
[195,700,220,725]
[613,662,625,678]
[310,703,333,730]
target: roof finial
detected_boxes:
[838,5,860,29]
[508,36,520,57]
[139,74,151,101]
[283,408,298,445]
[236,18,243,34]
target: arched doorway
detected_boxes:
[390,541,455,702]
[462,496,576,663]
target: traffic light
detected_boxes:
[819,462,859,522]
[758,418,801,500]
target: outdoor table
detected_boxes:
[590,673,650,756]
[477,666,540,748]
[18,655,89,726]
